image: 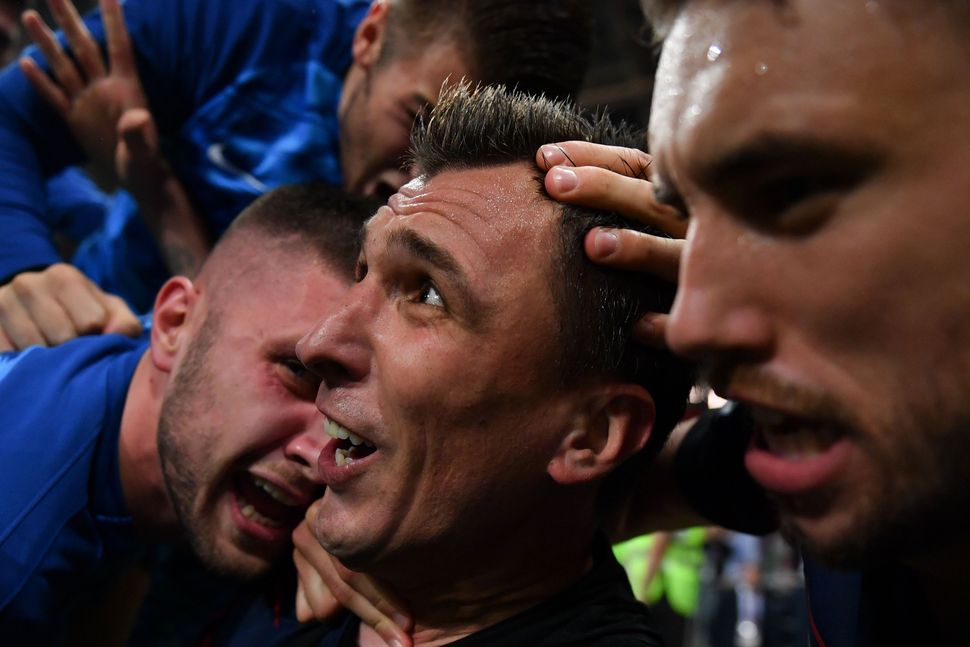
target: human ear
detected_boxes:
[149,277,198,373]
[547,385,656,485]
[351,0,390,69]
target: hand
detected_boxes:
[19,0,147,188]
[0,263,141,351]
[536,141,686,347]
[293,505,412,647]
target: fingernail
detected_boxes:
[549,167,578,193]
[634,317,655,338]
[393,613,410,627]
[540,144,567,167]
[389,640,404,647]
[593,229,619,257]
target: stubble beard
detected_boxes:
[156,311,265,579]
[779,409,970,571]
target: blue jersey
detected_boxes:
[0,334,146,642]
[0,0,369,310]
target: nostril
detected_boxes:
[308,357,357,390]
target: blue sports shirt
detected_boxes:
[0,334,146,641]
[0,0,369,310]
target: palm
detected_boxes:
[21,0,146,187]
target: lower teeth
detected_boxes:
[239,497,282,527]
[335,448,356,467]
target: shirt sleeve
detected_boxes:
[0,0,292,283]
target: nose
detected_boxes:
[666,216,775,363]
[284,418,329,483]
[296,285,373,390]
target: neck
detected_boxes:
[118,351,179,539]
[905,533,970,644]
[363,511,599,647]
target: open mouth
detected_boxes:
[325,418,377,466]
[233,473,306,531]
[744,405,852,496]
[749,406,844,460]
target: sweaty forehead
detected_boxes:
[648,0,969,188]
[365,163,557,256]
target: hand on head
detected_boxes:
[537,141,685,347]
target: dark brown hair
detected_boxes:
[224,183,379,278]
[381,0,593,100]
[410,83,695,481]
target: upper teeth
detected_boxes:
[325,419,371,447]
[252,476,298,506]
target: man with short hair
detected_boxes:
[284,83,695,646]
[0,184,375,642]
[0,0,591,320]
[538,1,970,644]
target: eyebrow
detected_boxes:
[384,227,489,327]
[696,133,881,188]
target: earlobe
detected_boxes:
[547,387,656,485]
[351,0,390,68]
[150,277,198,373]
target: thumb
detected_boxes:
[118,107,158,160]
[101,294,142,338]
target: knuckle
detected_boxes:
[9,273,38,297]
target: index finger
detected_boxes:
[292,523,413,646]
[100,0,135,77]
[546,165,687,237]
[537,141,652,177]
[47,0,106,80]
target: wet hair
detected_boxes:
[222,183,379,278]
[409,83,696,495]
[381,0,593,100]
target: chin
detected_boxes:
[183,525,281,580]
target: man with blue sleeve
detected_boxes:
[0,183,374,642]
[0,0,591,316]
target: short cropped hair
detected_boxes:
[410,84,696,488]
[382,0,592,100]
[224,183,379,278]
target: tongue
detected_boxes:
[236,476,303,527]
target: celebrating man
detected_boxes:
[275,84,695,646]
[0,184,374,642]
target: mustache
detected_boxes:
[702,363,855,425]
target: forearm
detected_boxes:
[130,172,209,278]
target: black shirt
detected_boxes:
[284,537,665,647]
